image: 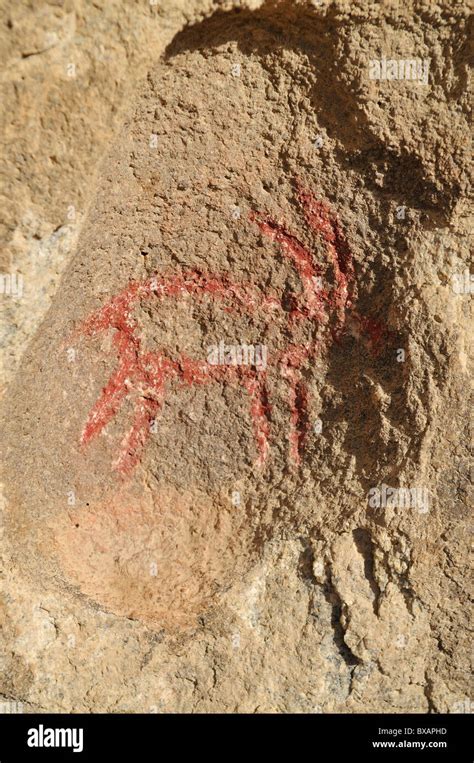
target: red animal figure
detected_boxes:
[74,184,382,475]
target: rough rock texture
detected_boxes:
[0,0,237,392]
[1,0,472,714]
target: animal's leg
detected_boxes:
[113,396,161,475]
[81,334,139,446]
[280,346,311,465]
[112,351,180,474]
[241,373,271,467]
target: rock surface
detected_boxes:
[1,0,472,713]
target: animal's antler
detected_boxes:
[251,185,357,464]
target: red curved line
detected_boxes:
[75,270,283,339]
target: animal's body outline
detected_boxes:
[75,183,383,475]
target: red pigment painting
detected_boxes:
[74,183,386,475]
